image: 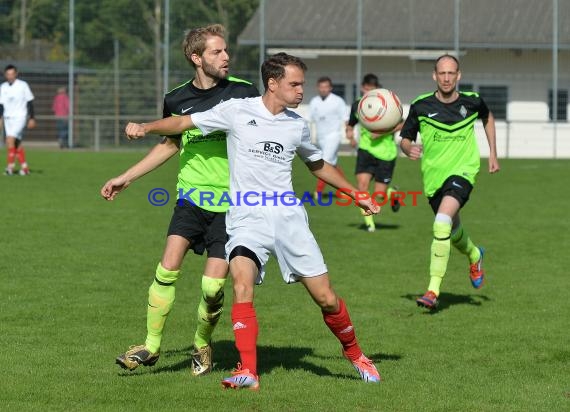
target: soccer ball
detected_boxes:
[358,88,403,132]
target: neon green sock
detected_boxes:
[145,263,179,353]
[451,225,481,264]
[194,276,226,349]
[362,212,375,228]
[428,219,452,296]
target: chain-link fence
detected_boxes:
[1,0,569,157]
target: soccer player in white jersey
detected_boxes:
[125,53,382,389]
[0,65,36,175]
[308,76,348,198]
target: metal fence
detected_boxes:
[1,0,569,158]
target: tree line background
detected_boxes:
[0,0,260,72]
[0,0,261,147]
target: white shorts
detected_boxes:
[317,133,342,165]
[3,116,27,139]
[225,204,328,284]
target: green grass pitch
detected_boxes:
[1,149,569,411]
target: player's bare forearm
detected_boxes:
[147,115,193,135]
[125,138,179,181]
[307,160,380,214]
[483,113,500,173]
[308,160,350,190]
[125,115,193,140]
[101,138,179,200]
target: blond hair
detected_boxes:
[182,24,226,67]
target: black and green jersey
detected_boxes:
[163,76,259,212]
[348,98,397,161]
[400,91,490,197]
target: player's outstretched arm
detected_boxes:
[482,112,500,173]
[125,115,194,140]
[307,159,380,215]
[400,138,422,160]
[100,137,179,201]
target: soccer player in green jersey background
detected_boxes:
[346,74,402,232]
[400,54,500,310]
[100,24,258,372]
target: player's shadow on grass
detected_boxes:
[401,292,491,314]
[350,223,401,231]
[144,340,398,380]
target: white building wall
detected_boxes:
[297,48,570,158]
[302,49,570,106]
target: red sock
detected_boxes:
[16,148,27,168]
[316,178,326,193]
[322,298,362,361]
[7,147,16,166]
[231,302,258,376]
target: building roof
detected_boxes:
[238,0,570,50]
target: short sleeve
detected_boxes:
[400,104,419,142]
[162,98,170,119]
[24,82,34,101]
[162,98,181,139]
[348,100,359,127]
[191,98,241,135]
[296,122,323,163]
[338,97,349,121]
[477,96,490,120]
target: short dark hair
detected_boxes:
[434,54,460,71]
[4,64,17,72]
[317,76,332,86]
[261,52,307,90]
[362,73,380,87]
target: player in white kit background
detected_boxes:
[125,53,382,389]
[0,64,36,176]
[308,76,348,198]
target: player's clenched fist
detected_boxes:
[125,122,146,140]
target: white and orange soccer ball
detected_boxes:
[358,88,403,133]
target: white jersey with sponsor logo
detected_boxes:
[192,96,322,200]
[0,78,34,118]
[308,92,347,138]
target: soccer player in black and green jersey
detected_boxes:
[346,74,402,232]
[100,24,258,372]
[400,55,500,310]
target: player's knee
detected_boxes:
[160,258,181,272]
[232,281,254,302]
[357,181,369,192]
[155,262,180,285]
[313,289,338,312]
[433,213,452,240]
[201,276,226,303]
